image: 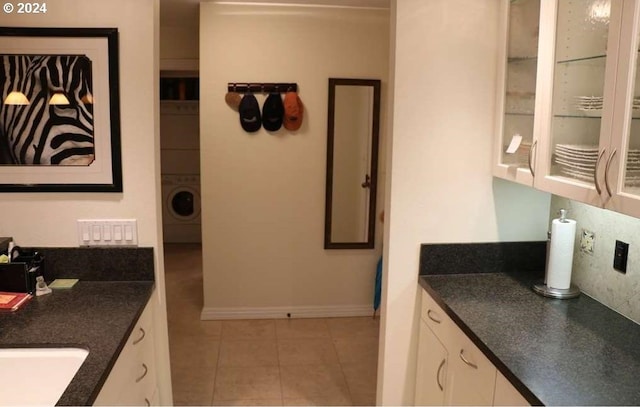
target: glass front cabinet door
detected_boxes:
[534,0,623,207]
[495,0,640,218]
[532,0,640,218]
[494,0,542,186]
[608,0,640,217]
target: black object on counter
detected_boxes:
[0,249,44,294]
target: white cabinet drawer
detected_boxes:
[420,290,454,345]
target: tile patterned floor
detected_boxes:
[164,243,379,406]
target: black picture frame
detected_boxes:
[0,27,122,192]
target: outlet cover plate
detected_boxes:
[614,240,629,273]
[580,229,595,255]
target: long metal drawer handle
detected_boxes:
[136,363,148,383]
[459,349,478,369]
[605,149,617,197]
[427,310,441,324]
[436,359,446,391]
[594,149,606,195]
[527,139,538,177]
[133,327,146,345]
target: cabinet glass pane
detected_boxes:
[550,0,611,183]
[624,35,640,195]
[501,0,540,167]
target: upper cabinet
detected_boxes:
[494,0,640,219]
[494,0,541,186]
[608,0,640,216]
[534,0,622,207]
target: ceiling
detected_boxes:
[160,0,390,26]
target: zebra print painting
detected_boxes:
[0,54,95,165]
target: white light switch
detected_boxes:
[82,225,90,242]
[77,219,138,247]
[124,225,133,241]
[103,225,112,241]
[113,225,123,241]
[92,225,101,241]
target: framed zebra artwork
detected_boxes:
[0,27,122,192]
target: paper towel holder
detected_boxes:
[532,282,580,299]
[532,209,581,299]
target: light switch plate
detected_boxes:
[580,229,595,255]
[77,219,138,247]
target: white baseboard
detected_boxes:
[200,304,373,320]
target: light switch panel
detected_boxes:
[77,219,138,247]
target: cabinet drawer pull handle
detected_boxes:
[527,139,537,177]
[594,149,606,195]
[436,358,445,391]
[459,349,478,369]
[604,149,617,197]
[136,363,148,383]
[145,398,151,407]
[133,327,146,345]
[427,310,441,324]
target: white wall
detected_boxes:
[160,25,199,70]
[0,1,173,403]
[378,0,551,404]
[159,0,199,71]
[199,2,389,318]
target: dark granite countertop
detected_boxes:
[0,280,154,406]
[419,273,640,406]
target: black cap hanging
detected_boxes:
[262,93,284,131]
[238,93,262,132]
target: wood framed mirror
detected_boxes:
[324,78,381,249]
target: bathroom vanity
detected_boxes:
[0,247,156,406]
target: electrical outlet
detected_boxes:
[580,229,595,255]
[77,219,138,247]
[614,240,629,273]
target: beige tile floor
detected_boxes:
[164,243,380,406]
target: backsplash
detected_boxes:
[419,241,546,276]
[551,196,640,324]
[32,247,154,281]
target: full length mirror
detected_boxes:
[325,78,381,249]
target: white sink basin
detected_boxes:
[0,347,88,406]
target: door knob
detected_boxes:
[361,174,371,188]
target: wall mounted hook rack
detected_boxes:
[228,83,298,94]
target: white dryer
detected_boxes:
[161,174,201,243]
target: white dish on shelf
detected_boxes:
[555,158,596,171]
[556,161,594,173]
[574,96,603,101]
[559,168,594,181]
[555,152,599,160]
[555,144,600,156]
[555,153,598,167]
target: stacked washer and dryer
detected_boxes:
[160,99,202,243]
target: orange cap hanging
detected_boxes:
[283,91,303,131]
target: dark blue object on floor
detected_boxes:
[374,256,382,315]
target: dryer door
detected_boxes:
[168,186,200,222]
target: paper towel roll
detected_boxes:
[547,218,577,290]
